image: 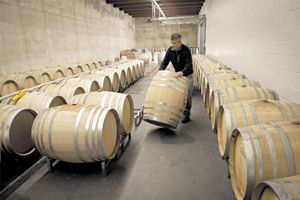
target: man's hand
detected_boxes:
[175,71,184,78]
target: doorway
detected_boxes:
[198,17,206,54]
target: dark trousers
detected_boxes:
[184,74,194,116]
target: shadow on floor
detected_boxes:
[146,127,195,145]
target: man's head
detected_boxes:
[170,33,182,50]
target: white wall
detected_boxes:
[0,0,135,76]
[200,0,300,103]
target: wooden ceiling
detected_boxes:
[106,0,205,17]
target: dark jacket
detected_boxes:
[159,44,193,76]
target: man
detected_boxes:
[159,33,194,123]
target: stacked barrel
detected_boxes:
[121,49,152,64]
[0,58,143,165]
[193,54,300,200]
[0,59,144,98]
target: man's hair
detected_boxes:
[170,33,182,41]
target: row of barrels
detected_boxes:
[121,49,152,64]
[0,59,145,97]
[193,54,300,200]
[0,90,134,163]
[153,51,166,64]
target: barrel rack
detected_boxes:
[0,133,132,199]
[0,59,144,199]
[134,106,144,127]
[0,151,41,199]
[46,132,132,176]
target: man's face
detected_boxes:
[171,39,182,50]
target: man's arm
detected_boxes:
[181,49,192,76]
[159,49,171,70]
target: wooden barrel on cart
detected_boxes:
[15,92,67,113]
[38,84,85,100]
[43,67,65,80]
[210,87,279,131]
[87,63,97,70]
[218,100,300,158]
[90,62,100,69]
[70,91,134,134]
[0,79,19,97]
[82,64,91,72]
[0,104,36,156]
[204,79,260,108]
[79,74,112,91]
[61,66,75,76]
[59,78,100,93]
[95,70,119,92]
[200,68,235,95]
[143,71,188,129]
[252,175,300,200]
[202,73,245,95]
[127,63,138,81]
[113,68,127,88]
[31,104,120,163]
[6,73,38,89]
[123,66,133,84]
[25,70,52,83]
[76,64,90,73]
[117,63,133,84]
[24,70,42,84]
[137,61,145,77]
[229,121,300,200]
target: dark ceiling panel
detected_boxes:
[108,0,203,4]
[106,0,204,18]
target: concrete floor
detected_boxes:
[8,64,234,200]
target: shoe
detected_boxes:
[181,114,191,123]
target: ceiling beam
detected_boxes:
[159,1,202,4]
[107,0,203,4]
[114,3,151,9]
[108,0,204,18]
[107,0,150,4]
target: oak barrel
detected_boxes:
[15,92,67,113]
[204,79,260,108]
[252,175,300,200]
[95,70,119,92]
[0,104,36,156]
[210,87,279,130]
[143,71,188,129]
[70,91,134,134]
[218,100,300,158]
[6,73,38,89]
[79,74,112,91]
[229,121,300,199]
[0,79,19,97]
[32,104,120,163]
[59,78,100,93]
[38,83,85,100]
